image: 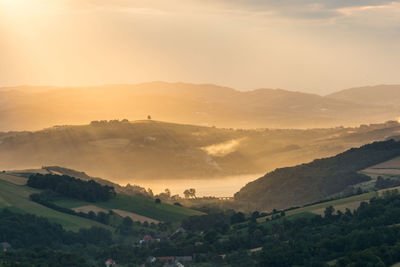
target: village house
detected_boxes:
[146,256,156,263]
[139,234,153,245]
[1,242,11,252]
[143,234,153,242]
[169,227,186,239]
[104,258,116,267]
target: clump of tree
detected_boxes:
[183,188,196,199]
[154,188,181,202]
[181,211,232,233]
[0,209,112,249]
[27,174,116,202]
[375,176,400,190]
[29,191,113,225]
[90,119,129,126]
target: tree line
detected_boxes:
[27,174,116,202]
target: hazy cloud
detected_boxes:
[63,0,400,20]
[1,0,400,93]
[209,0,400,19]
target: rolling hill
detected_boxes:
[0,177,109,232]
[1,120,400,182]
[328,84,400,106]
[0,82,399,131]
[234,139,400,211]
[0,171,202,232]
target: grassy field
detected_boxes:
[0,173,27,185]
[54,194,204,223]
[257,191,379,222]
[0,179,112,232]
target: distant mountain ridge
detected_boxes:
[0,82,399,131]
[327,84,400,106]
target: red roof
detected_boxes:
[143,235,153,241]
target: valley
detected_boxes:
[2,1,400,264]
[0,119,400,194]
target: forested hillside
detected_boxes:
[235,140,400,211]
[4,189,400,266]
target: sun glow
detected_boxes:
[0,0,32,9]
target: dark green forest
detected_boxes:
[27,174,116,202]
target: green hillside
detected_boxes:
[54,194,203,223]
[0,179,109,232]
[0,172,202,235]
[235,139,400,211]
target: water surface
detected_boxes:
[130,173,264,198]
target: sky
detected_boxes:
[1,0,400,95]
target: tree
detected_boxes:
[231,212,246,224]
[324,205,335,218]
[171,194,180,201]
[204,230,218,243]
[155,198,161,204]
[147,188,154,198]
[183,189,191,199]
[122,216,133,227]
[251,211,260,220]
[164,188,171,198]
[97,212,109,225]
[118,216,134,235]
[183,188,196,199]
[189,188,196,198]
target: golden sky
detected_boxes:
[1,0,400,94]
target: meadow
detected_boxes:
[0,179,109,231]
[54,193,203,223]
